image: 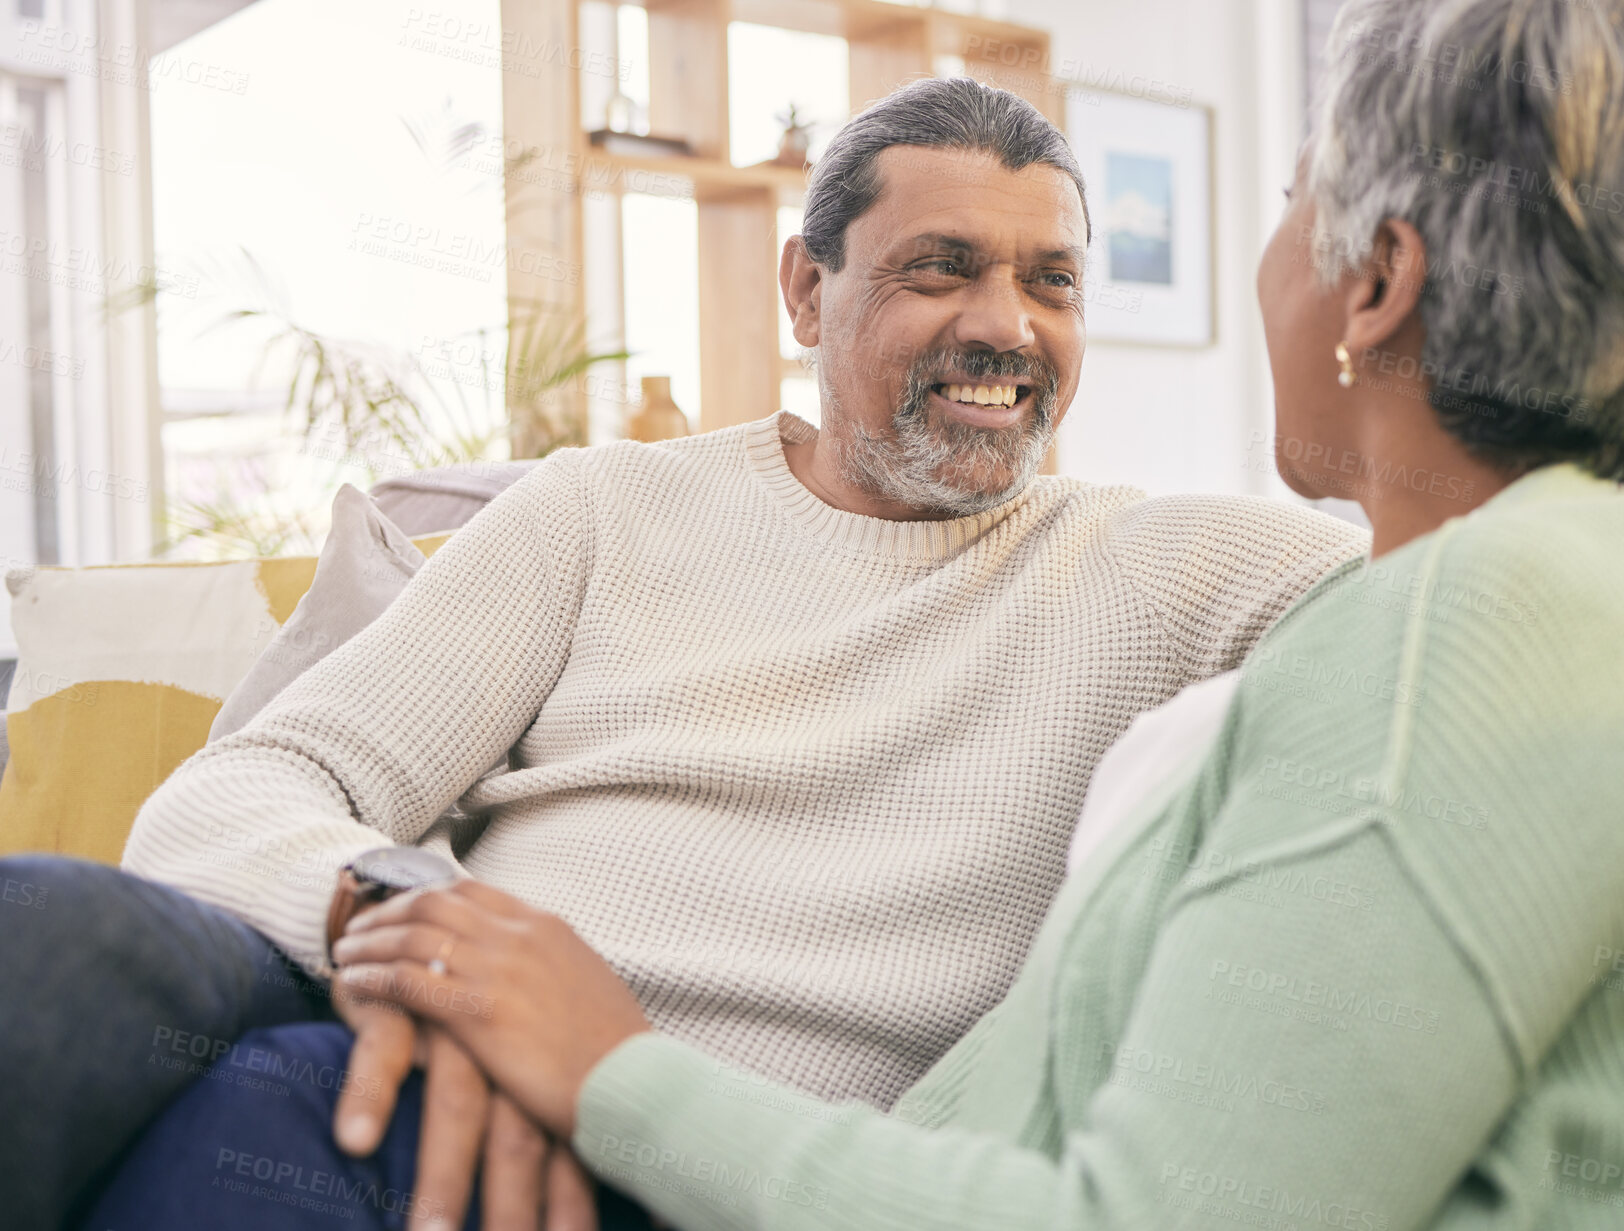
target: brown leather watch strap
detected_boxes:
[325,868,375,963]
[325,847,461,965]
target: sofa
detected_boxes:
[0,460,540,865]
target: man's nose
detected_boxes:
[951,272,1037,355]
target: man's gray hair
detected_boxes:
[802,76,1090,273]
[1307,0,1624,477]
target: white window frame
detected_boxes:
[1,0,163,581]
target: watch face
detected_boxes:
[349,846,459,893]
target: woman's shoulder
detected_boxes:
[1378,469,1624,1070]
[1446,460,1620,558]
[1223,465,1623,1074]
[1270,463,1623,652]
[1222,463,1622,843]
[1415,463,1623,653]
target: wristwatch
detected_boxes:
[325,846,460,962]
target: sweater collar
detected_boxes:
[744,410,1037,562]
[1475,460,1621,513]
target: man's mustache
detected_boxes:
[900,347,1061,428]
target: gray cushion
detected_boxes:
[368,460,539,535]
[207,483,507,806]
[208,484,428,742]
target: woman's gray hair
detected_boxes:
[1307,0,1624,477]
[801,76,1089,273]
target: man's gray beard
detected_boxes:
[829,371,1057,518]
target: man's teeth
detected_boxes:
[940,384,1019,407]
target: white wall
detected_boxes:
[1005,0,1308,500]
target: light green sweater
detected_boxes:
[572,462,1624,1230]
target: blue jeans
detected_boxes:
[0,854,333,1229]
[0,855,653,1230]
[77,1022,657,1231]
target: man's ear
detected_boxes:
[780,235,823,348]
[1342,217,1426,358]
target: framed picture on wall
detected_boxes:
[1063,87,1215,346]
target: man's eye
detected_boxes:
[1038,271,1076,288]
[918,259,962,276]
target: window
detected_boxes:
[149,0,508,558]
[0,77,64,566]
[1,0,133,605]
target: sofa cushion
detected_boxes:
[0,509,452,866]
[209,484,429,741]
[368,459,538,535]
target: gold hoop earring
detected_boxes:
[1335,342,1358,389]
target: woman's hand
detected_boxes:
[330,880,652,1140]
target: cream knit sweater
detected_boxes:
[122,411,1367,1109]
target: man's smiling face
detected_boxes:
[791,144,1089,516]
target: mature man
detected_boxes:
[0,77,1365,1229]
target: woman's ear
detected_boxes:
[780,235,823,347]
[1343,217,1427,359]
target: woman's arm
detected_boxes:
[331,830,1519,1231]
[334,515,1624,1231]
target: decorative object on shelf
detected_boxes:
[771,103,814,168]
[586,128,693,159]
[1064,88,1215,347]
[602,90,646,136]
[626,377,690,442]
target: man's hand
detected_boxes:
[331,971,598,1230]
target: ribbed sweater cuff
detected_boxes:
[572,1033,714,1182]
[574,1032,825,1231]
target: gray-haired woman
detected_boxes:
[89,0,1624,1227]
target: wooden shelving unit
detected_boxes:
[581,149,813,204]
[499,0,1059,451]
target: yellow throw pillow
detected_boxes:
[0,531,450,866]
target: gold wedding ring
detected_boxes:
[428,936,456,976]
